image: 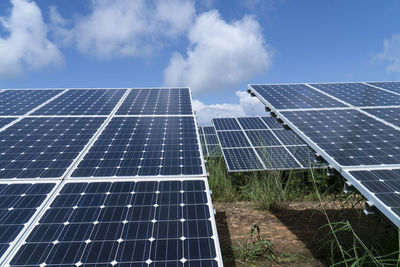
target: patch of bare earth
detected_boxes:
[214,201,393,266]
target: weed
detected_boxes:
[206,157,237,202]
[309,170,400,266]
[234,224,276,262]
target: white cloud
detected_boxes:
[164,10,272,94]
[0,0,63,78]
[194,90,266,125]
[53,0,195,58]
[376,34,400,72]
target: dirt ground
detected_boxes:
[213,201,395,266]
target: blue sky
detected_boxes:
[0,0,400,124]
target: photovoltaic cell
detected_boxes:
[216,131,250,148]
[0,183,55,259]
[213,118,241,131]
[250,84,346,110]
[205,135,219,145]
[202,127,216,135]
[271,129,306,146]
[0,87,222,265]
[222,148,264,171]
[280,109,400,166]
[0,90,62,116]
[213,117,318,172]
[72,117,203,177]
[199,127,222,157]
[255,147,301,169]
[0,118,17,129]
[245,130,280,146]
[287,146,318,168]
[33,89,126,115]
[236,117,267,130]
[261,117,283,130]
[117,88,193,115]
[362,107,400,128]
[311,83,400,107]
[250,82,400,225]
[367,82,400,94]
[0,117,105,179]
[9,180,219,266]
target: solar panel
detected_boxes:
[249,82,400,226]
[367,82,400,94]
[213,117,318,172]
[8,179,221,266]
[33,89,126,115]
[199,127,222,157]
[0,117,105,179]
[280,109,400,166]
[362,107,400,128]
[0,87,222,265]
[310,83,400,107]
[250,84,347,110]
[0,182,55,262]
[0,118,17,130]
[0,90,63,116]
[223,148,264,171]
[116,88,193,115]
[212,118,241,130]
[72,117,203,177]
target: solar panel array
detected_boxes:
[249,81,400,226]
[0,88,222,266]
[212,117,318,172]
[199,126,222,157]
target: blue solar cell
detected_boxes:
[202,126,216,135]
[281,109,400,166]
[0,117,105,179]
[362,108,400,128]
[255,147,301,169]
[72,116,203,177]
[0,90,62,115]
[311,83,400,107]
[250,84,346,110]
[213,118,241,131]
[199,127,221,157]
[33,89,126,115]
[0,183,55,259]
[117,88,193,115]
[0,117,17,129]
[222,148,263,171]
[367,82,400,94]
[286,146,317,168]
[205,135,218,145]
[245,130,280,146]
[261,117,283,130]
[217,131,250,148]
[214,117,317,171]
[237,117,266,130]
[271,129,306,146]
[10,180,218,266]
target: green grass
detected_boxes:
[309,170,400,266]
[234,224,277,262]
[206,156,343,208]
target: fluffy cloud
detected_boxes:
[164,10,272,94]
[52,0,195,58]
[194,90,266,125]
[0,0,63,78]
[376,34,400,72]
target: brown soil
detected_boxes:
[214,201,395,266]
